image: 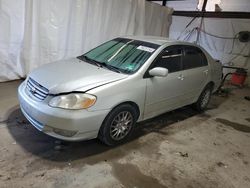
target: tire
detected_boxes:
[193,85,212,112]
[98,104,137,146]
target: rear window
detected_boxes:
[183,46,208,70]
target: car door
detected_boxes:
[181,45,209,103]
[144,45,187,119]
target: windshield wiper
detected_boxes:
[98,62,122,73]
[79,55,122,73]
[79,55,102,68]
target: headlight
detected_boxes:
[49,93,96,109]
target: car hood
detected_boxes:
[28,58,128,94]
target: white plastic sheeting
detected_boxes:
[170,16,250,84]
[0,0,173,82]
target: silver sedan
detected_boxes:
[18,36,222,145]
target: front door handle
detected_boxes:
[177,74,184,80]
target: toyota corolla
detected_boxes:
[18,36,222,145]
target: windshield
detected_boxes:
[78,38,159,74]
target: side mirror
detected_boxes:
[149,67,168,77]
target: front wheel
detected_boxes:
[193,85,212,112]
[98,104,137,146]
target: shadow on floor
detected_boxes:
[6,95,227,165]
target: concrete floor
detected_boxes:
[0,80,250,188]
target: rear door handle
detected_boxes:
[177,74,184,80]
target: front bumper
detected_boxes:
[18,82,110,141]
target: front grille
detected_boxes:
[26,77,49,100]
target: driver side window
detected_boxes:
[154,46,183,73]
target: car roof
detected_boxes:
[123,35,198,47]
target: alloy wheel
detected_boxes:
[110,111,133,141]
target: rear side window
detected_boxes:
[183,46,208,70]
[154,46,182,73]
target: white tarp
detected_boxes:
[0,0,173,82]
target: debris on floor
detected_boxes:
[178,152,189,158]
[216,162,228,168]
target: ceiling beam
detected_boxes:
[173,11,250,19]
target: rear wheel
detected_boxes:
[98,104,137,146]
[193,85,212,112]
